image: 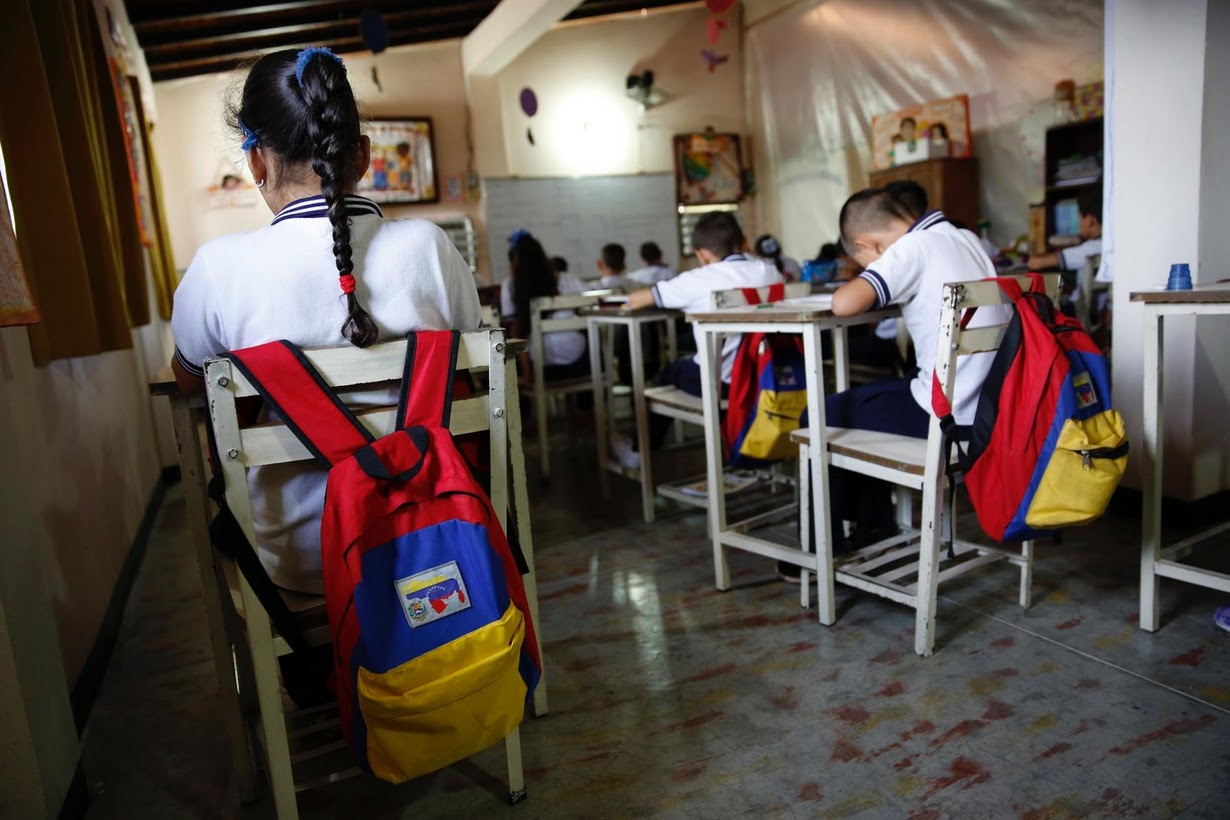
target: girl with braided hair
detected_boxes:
[171,47,481,593]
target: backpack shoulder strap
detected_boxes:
[396,330,461,429]
[225,340,373,467]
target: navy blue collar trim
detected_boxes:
[723,253,748,262]
[272,195,384,225]
[908,210,947,233]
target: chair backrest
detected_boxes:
[932,273,1061,412]
[710,281,811,309]
[480,303,501,328]
[204,330,512,548]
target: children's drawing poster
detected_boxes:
[357,118,439,204]
[673,132,743,205]
[871,95,972,170]
[0,176,39,327]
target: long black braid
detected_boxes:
[229,48,378,347]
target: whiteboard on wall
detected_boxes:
[483,174,677,282]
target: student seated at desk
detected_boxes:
[755,233,803,281]
[627,241,676,285]
[550,254,589,296]
[1027,189,1102,274]
[596,243,635,290]
[617,212,782,467]
[171,47,482,594]
[500,230,590,382]
[823,188,1009,551]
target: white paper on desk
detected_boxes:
[602,295,630,304]
[777,294,834,308]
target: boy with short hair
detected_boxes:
[822,188,1008,549]
[627,241,675,285]
[597,242,633,290]
[1027,190,1102,272]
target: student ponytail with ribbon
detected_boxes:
[229,46,378,347]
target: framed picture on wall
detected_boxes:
[357,118,439,204]
[673,132,743,206]
[870,95,972,170]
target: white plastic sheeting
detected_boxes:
[747,0,1103,259]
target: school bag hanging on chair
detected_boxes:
[224,330,541,784]
[932,273,1128,542]
[723,285,809,468]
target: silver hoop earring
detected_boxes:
[255,179,266,189]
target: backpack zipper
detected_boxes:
[1077,442,1129,469]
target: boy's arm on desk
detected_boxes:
[832,277,878,316]
[626,287,656,310]
[172,357,207,395]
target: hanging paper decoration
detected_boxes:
[701,50,729,73]
[705,0,736,12]
[519,87,538,118]
[359,9,389,54]
[707,16,727,46]
[527,127,535,146]
[370,65,383,92]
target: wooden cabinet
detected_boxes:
[869,157,980,229]
[1043,117,1103,245]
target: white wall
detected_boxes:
[487,5,746,178]
[152,41,489,278]
[1109,0,1230,500]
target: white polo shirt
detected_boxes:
[1060,237,1102,272]
[858,211,1009,425]
[172,194,482,593]
[499,273,587,366]
[627,263,676,285]
[651,254,783,381]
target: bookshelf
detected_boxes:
[1043,117,1103,246]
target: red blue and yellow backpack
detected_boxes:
[722,285,809,468]
[224,330,541,783]
[933,274,1128,542]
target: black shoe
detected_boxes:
[777,560,802,583]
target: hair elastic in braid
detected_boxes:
[238,117,260,151]
[295,46,345,85]
[339,274,356,295]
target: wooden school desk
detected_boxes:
[586,304,679,522]
[686,299,898,618]
[1132,283,1230,631]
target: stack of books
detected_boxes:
[1054,154,1102,187]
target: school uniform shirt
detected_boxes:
[780,256,803,281]
[651,254,784,382]
[627,263,676,286]
[1059,237,1103,272]
[858,210,1010,425]
[598,273,635,291]
[499,275,587,366]
[172,194,482,594]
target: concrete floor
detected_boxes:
[82,425,1230,819]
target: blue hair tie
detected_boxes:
[295,46,345,85]
[508,228,531,246]
[238,117,259,151]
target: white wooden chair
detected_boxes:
[519,293,607,479]
[1074,253,1108,330]
[648,282,810,509]
[204,329,546,818]
[793,274,1059,657]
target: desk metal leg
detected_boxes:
[589,321,610,499]
[832,325,850,393]
[699,330,730,590]
[1141,310,1164,632]
[630,323,655,522]
[170,399,257,803]
[802,326,836,625]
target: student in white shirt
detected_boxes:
[825,188,1009,551]
[500,231,589,379]
[1028,190,1103,274]
[596,243,635,290]
[619,212,782,466]
[550,255,589,296]
[171,47,481,594]
[755,234,803,281]
[626,241,675,285]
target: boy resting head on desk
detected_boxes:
[597,242,634,290]
[815,189,1010,554]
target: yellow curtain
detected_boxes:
[129,77,178,321]
[0,0,149,364]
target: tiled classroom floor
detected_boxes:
[83,425,1229,819]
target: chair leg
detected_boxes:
[238,579,299,820]
[799,447,812,611]
[505,727,527,804]
[535,385,550,481]
[1019,539,1034,609]
[915,477,945,658]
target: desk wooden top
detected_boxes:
[687,301,900,325]
[149,366,178,396]
[1131,283,1230,304]
[582,305,679,320]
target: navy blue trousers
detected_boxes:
[820,375,930,534]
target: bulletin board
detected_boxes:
[483,174,677,282]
